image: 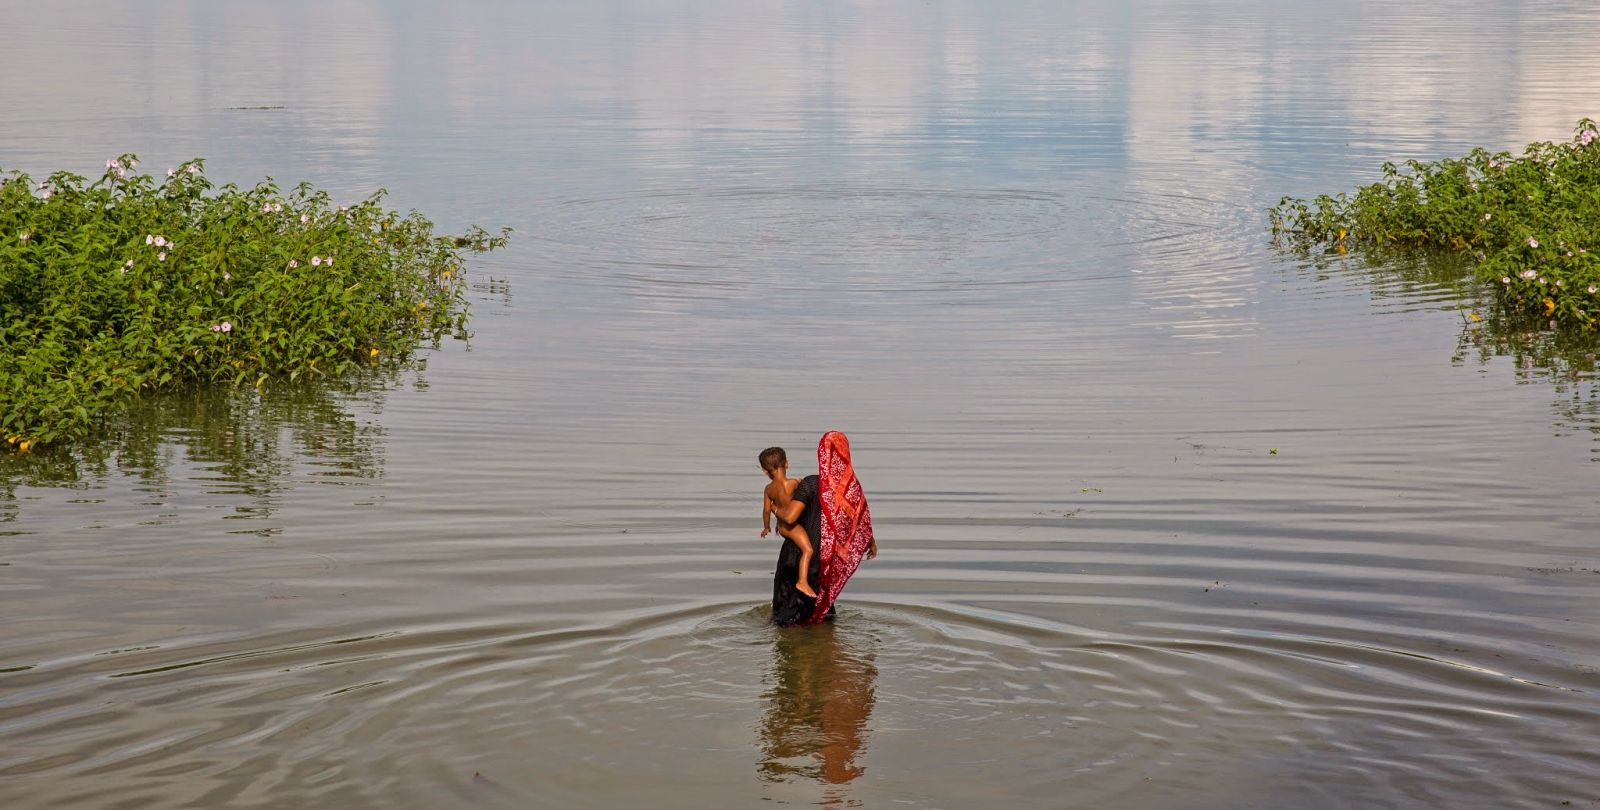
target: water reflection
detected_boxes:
[759,622,878,800]
[1284,242,1600,457]
[0,370,402,525]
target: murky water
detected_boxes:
[4,2,1600,807]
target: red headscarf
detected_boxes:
[806,431,875,624]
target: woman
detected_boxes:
[770,431,877,626]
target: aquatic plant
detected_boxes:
[0,155,508,451]
[1271,119,1600,328]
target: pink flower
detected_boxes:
[1501,277,1511,284]
[289,259,299,268]
[1483,213,1492,221]
[1520,270,1537,279]
[187,164,201,175]
[167,168,176,178]
[311,256,323,267]
[158,251,167,262]
[221,322,232,333]
[1527,237,1540,249]
[325,256,333,267]
[1581,129,1597,147]
[1589,286,1598,294]
[301,214,309,224]
[1538,277,1547,285]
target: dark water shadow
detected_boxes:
[759,620,879,803]
[1284,242,1600,457]
[0,365,420,525]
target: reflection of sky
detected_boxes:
[8,2,1600,192]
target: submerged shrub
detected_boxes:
[1271,119,1600,328]
[0,155,508,451]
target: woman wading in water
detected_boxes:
[765,431,877,626]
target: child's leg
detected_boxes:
[777,523,818,598]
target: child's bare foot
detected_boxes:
[796,581,817,598]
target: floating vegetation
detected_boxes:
[1,155,509,451]
[1271,119,1600,328]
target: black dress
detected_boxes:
[771,475,835,626]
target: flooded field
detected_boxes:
[3,1,1599,807]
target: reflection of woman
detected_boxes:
[770,431,876,626]
[758,621,878,787]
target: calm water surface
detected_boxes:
[4,2,1600,807]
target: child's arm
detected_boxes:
[761,494,772,537]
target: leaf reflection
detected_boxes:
[1284,243,1600,457]
[0,367,410,520]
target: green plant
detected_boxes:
[0,155,508,451]
[1271,119,1600,327]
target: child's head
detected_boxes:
[759,446,787,474]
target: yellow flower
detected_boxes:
[18,440,31,453]
[369,348,380,357]
[1337,228,1347,241]
[1543,298,1556,315]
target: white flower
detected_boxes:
[146,234,155,245]
[167,168,176,178]
[272,203,283,213]
[187,164,201,174]
[1528,237,1540,249]
[124,259,134,268]
[1557,280,1566,287]
[1538,277,1547,285]
[158,251,167,262]
[1501,277,1511,284]
[1589,286,1597,294]
[1483,213,1492,221]
[19,232,29,242]
[325,256,333,267]
[311,256,323,267]
[1521,270,1538,279]
[289,259,299,268]
[223,271,231,281]
[220,321,232,333]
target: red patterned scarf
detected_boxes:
[807,431,875,624]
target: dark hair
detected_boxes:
[758,447,787,471]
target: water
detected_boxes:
[4,2,1600,807]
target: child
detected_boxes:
[759,447,817,599]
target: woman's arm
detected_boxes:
[772,493,804,525]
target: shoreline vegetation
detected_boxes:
[1,155,508,453]
[1271,119,1600,329]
